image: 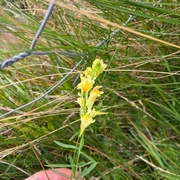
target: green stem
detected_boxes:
[74,134,84,179]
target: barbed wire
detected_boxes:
[0,0,160,118]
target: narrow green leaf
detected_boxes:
[54,141,77,150]
[78,162,98,179]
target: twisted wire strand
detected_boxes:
[95,7,138,48]
[0,50,85,69]
[0,52,31,69]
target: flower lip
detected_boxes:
[77,77,94,93]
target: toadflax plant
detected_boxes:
[70,59,107,179]
[76,58,107,137]
[52,59,107,179]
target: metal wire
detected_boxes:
[31,51,84,57]
[0,51,85,69]
[30,0,55,50]
[0,52,31,69]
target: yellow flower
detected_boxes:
[87,86,104,111]
[77,75,94,93]
[83,59,107,80]
[76,97,86,116]
[88,108,107,118]
[76,97,84,107]
[92,59,107,79]
[80,114,95,136]
[83,67,93,79]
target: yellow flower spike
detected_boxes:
[77,75,94,93]
[79,114,95,137]
[87,86,104,111]
[77,59,107,137]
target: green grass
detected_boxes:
[0,0,180,179]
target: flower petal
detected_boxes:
[77,77,94,93]
[87,86,103,111]
[79,114,95,136]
